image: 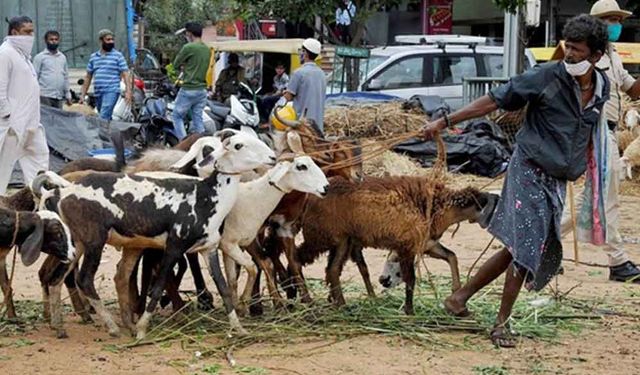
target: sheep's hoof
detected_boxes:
[249,302,264,317]
[135,331,146,341]
[108,328,121,338]
[56,329,69,339]
[300,294,313,304]
[80,313,94,324]
[197,291,215,311]
[236,303,249,318]
[404,306,414,315]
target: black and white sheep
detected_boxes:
[34,130,276,339]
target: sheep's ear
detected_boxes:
[286,132,305,154]
[269,162,290,184]
[216,129,236,144]
[172,139,207,170]
[19,215,44,266]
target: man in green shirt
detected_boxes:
[172,22,211,139]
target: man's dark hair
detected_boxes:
[275,62,285,68]
[7,15,33,35]
[303,47,318,61]
[562,14,608,56]
[44,30,60,41]
[228,52,239,64]
[184,22,203,38]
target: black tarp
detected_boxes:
[9,106,140,187]
[394,119,512,178]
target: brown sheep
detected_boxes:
[292,176,497,314]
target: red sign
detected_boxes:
[422,0,453,35]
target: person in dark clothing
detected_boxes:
[422,14,610,348]
[214,53,245,103]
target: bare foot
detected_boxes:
[443,294,472,317]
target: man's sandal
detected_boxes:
[490,326,517,348]
[443,297,473,318]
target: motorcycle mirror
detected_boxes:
[77,78,85,85]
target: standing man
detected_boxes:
[335,0,356,44]
[80,29,131,120]
[284,38,326,132]
[0,16,49,194]
[173,22,211,139]
[33,30,71,109]
[559,0,640,284]
[422,15,609,347]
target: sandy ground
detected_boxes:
[1,193,639,375]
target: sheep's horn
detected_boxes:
[271,103,301,129]
[30,172,69,198]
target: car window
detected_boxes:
[483,54,504,76]
[369,56,424,90]
[431,55,477,85]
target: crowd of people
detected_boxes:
[0,16,327,193]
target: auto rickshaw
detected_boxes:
[204,38,322,93]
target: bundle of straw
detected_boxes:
[324,101,428,138]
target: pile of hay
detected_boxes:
[363,150,427,177]
[363,149,501,190]
[324,101,427,138]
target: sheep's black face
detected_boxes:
[476,193,499,229]
[42,219,74,263]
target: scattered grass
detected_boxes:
[233,366,268,374]
[472,365,509,375]
[116,276,604,359]
[202,364,222,374]
[0,300,72,336]
[12,338,35,348]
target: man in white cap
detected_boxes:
[560,0,640,284]
[284,38,326,132]
[0,16,49,194]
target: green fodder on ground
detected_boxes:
[98,276,610,358]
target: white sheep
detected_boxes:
[219,155,329,314]
[621,135,640,179]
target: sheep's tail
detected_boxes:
[432,132,448,174]
[111,129,127,171]
[31,171,71,198]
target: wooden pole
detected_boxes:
[568,182,579,264]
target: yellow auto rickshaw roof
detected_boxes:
[530,41,640,64]
[205,38,306,54]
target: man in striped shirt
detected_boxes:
[80,29,131,120]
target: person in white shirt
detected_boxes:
[0,16,49,194]
[335,0,356,44]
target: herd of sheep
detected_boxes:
[0,117,497,341]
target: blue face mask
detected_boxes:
[608,23,622,42]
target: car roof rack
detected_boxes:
[394,34,490,46]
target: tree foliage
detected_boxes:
[232,0,418,46]
[492,0,527,14]
[143,0,228,61]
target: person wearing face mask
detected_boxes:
[558,0,640,284]
[0,16,49,194]
[422,15,610,348]
[283,38,326,132]
[80,29,132,120]
[33,30,71,109]
[172,22,211,139]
